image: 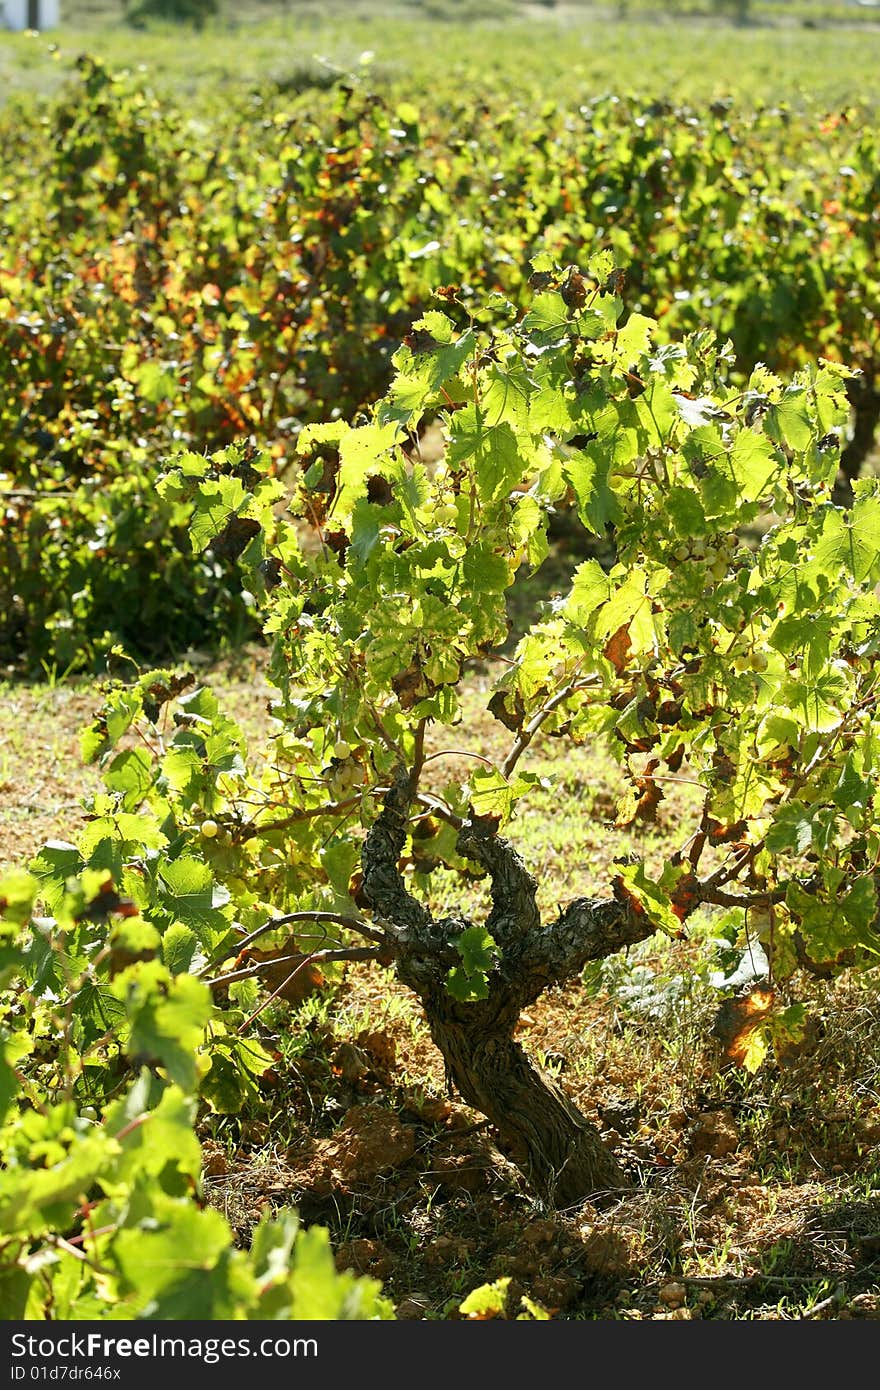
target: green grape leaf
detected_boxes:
[287,1225,392,1320]
[813,500,880,585]
[0,871,37,928]
[104,1076,202,1183]
[563,444,622,533]
[102,749,154,812]
[0,1131,112,1237]
[446,965,490,1002]
[79,814,167,859]
[112,1194,251,1318]
[161,923,199,975]
[157,857,229,937]
[113,963,211,1091]
[455,925,500,977]
[468,767,541,824]
[520,292,573,347]
[189,477,248,554]
[765,385,814,453]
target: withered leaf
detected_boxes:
[603,624,632,675]
[707,817,748,845]
[655,700,683,726]
[669,871,701,921]
[325,529,350,559]
[712,987,775,1067]
[209,515,260,561]
[528,269,555,292]
[487,687,526,733]
[560,265,588,309]
[143,670,195,721]
[665,743,685,773]
[404,328,441,354]
[366,474,394,506]
[247,943,326,1006]
[76,878,140,923]
[392,660,433,710]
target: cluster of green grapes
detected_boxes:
[671,532,744,581]
[325,742,366,800]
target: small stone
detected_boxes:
[599,1099,641,1135]
[200,1141,229,1178]
[658,1281,687,1307]
[688,1109,739,1159]
[333,1041,370,1082]
[530,1274,581,1311]
[522,1219,560,1248]
[396,1295,431,1320]
[849,1294,880,1319]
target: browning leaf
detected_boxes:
[615,759,665,827]
[528,269,555,292]
[487,687,526,733]
[560,265,588,309]
[392,659,433,710]
[604,268,627,296]
[325,529,350,560]
[633,777,664,824]
[655,700,683,726]
[348,869,372,911]
[366,474,394,505]
[603,624,632,675]
[143,671,195,722]
[707,817,748,845]
[76,878,140,923]
[404,328,441,354]
[665,743,686,773]
[611,874,647,917]
[669,871,701,921]
[209,515,260,561]
[712,987,775,1067]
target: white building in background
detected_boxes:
[3,0,60,29]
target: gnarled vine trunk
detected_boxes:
[415,987,627,1204]
[361,770,655,1206]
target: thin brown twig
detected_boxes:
[700,847,754,891]
[205,945,386,990]
[502,675,599,780]
[700,885,788,909]
[235,945,385,1035]
[409,716,427,794]
[366,704,406,763]
[197,909,387,978]
[236,794,362,842]
[413,791,464,831]
[423,748,495,768]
